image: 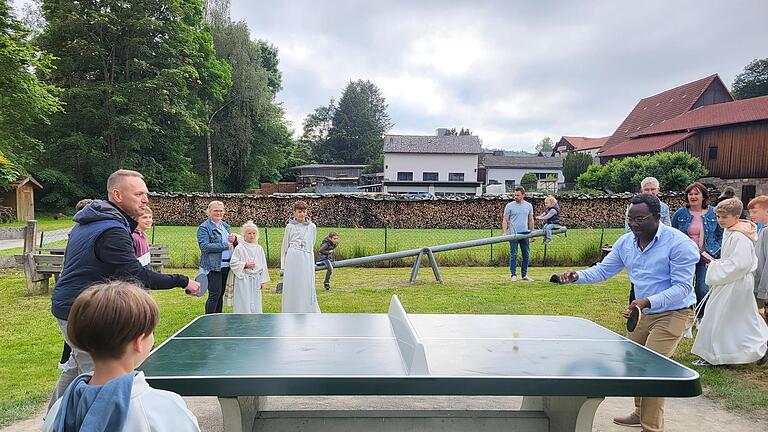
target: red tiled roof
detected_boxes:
[632,95,768,137]
[560,136,610,151]
[599,74,730,154]
[599,132,696,158]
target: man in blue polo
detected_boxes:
[557,194,698,432]
[502,186,535,282]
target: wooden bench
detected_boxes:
[15,244,172,295]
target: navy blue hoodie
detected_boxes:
[51,200,188,320]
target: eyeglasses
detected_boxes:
[626,215,652,224]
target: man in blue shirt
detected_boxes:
[557,194,698,432]
[502,186,534,281]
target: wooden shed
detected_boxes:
[0,176,42,221]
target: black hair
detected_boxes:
[629,194,661,216]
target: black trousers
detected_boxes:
[205,268,229,314]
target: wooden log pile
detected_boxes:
[148,192,693,229]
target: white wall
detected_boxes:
[384,153,478,181]
[485,167,564,185]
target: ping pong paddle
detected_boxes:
[549,274,561,284]
[186,273,208,297]
[627,305,641,332]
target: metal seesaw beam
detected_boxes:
[314,227,567,283]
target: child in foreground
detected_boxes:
[42,281,200,431]
[229,221,270,313]
[691,198,768,366]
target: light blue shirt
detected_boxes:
[625,201,671,232]
[504,200,533,233]
[576,223,699,314]
[215,223,232,268]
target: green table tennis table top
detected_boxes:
[138,313,701,398]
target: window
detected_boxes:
[448,173,464,182]
[423,172,439,181]
[505,180,515,192]
[397,172,413,181]
[709,145,718,160]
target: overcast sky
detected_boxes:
[230,0,768,151]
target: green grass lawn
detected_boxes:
[1,266,766,426]
[148,225,625,268]
[0,215,75,232]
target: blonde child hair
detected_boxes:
[142,206,153,216]
[241,221,259,243]
[544,195,557,206]
[714,197,743,217]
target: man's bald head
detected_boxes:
[106,170,148,217]
[107,170,144,197]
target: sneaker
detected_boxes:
[521,276,534,282]
[612,412,641,427]
[692,358,714,367]
[324,282,331,291]
[757,349,768,366]
[543,238,552,244]
[511,275,518,282]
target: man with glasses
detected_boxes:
[555,194,699,432]
[625,177,671,304]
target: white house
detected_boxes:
[382,131,482,196]
[479,153,564,193]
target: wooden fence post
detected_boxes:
[22,220,38,295]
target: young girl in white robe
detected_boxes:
[229,222,270,313]
[280,201,320,313]
[692,198,768,366]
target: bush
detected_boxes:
[576,152,707,192]
[562,152,594,183]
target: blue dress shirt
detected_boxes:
[577,223,699,314]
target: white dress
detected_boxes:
[229,242,270,313]
[692,229,768,364]
[280,218,320,313]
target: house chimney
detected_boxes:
[436,128,449,136]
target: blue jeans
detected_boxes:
[509,239,530,277]
[543,223,558,241]
[694,261,709,317]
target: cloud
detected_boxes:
[232,0,768,152]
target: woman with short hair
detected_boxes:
[197,201,236,314]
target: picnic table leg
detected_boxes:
[521,396,603,432]
[40,276,50,294]
[219,396,262,432]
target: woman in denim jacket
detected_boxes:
[197,201,236,314]
[671,182,723,318]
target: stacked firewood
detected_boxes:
[147,192,692,229]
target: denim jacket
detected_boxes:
[197,219,231,272]
[671,206,723,257]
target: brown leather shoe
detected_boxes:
[613,412,642,427]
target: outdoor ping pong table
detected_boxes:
[139,295,701,432]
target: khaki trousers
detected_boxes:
[627,307,695,432]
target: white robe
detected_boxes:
[42,372,200,432]
[229,242,270,313]
[692,229,768,364]
[280,219,320,313]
